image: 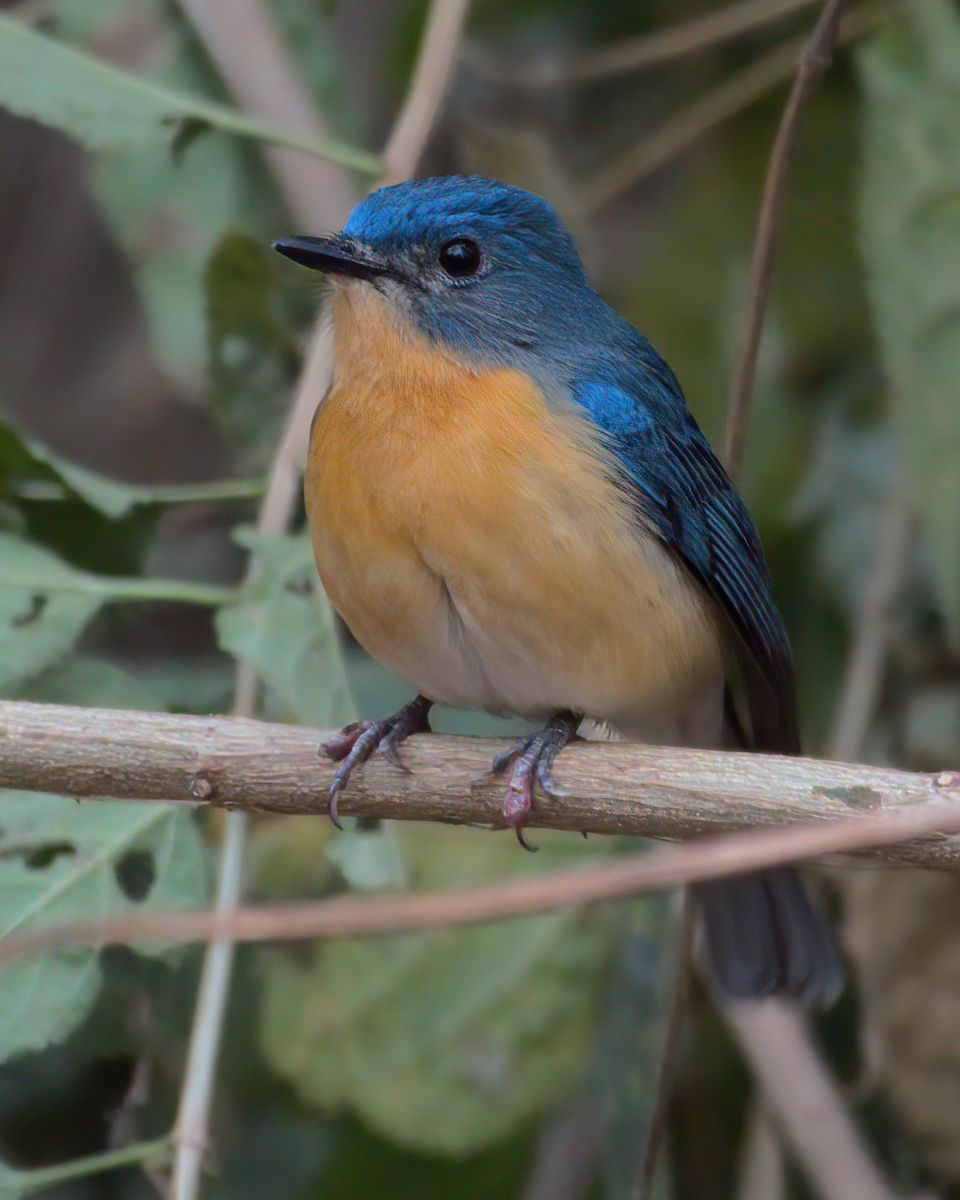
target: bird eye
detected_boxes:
[438,238,481,278]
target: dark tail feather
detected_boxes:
[691,867,843,1006]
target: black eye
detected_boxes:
[438,238,481,278]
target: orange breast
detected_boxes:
[305,283,726,726]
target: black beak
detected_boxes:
[272,234,399,283]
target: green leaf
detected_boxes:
[0,1163,23,1200]
[259,826,616,1155]
[24,437,266,519]
[859,0,960,635]
[216,528,354,727]
[205,233,301,471]
[0,794,209,1061]
[11,654,173,712]
[0,531,236,613]
[0,15,380,171]
[0,1138,170,1198]
[0,414,263,519]
[0,545,103,692]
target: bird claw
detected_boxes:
[491,737,527,776]
[321,696,432,828]
[322,720,374,762]
[493,711,581,852]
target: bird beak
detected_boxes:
[272,234,399,283]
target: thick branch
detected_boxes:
[2,699,960,866]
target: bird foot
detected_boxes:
[321,695,433,828]
[492,711,581,851]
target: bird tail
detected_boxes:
[691,867,843,1005]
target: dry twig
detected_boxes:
[175,0,356,229]
[723,1000,896,1200]
[4,786,960,965]
[724,0,845,476]
[579,3,892,218]
[631,897,695,1200]
[162,0,472,1192]
[471,0,819,87]
[736,1104,786,1200]
[381,0,472,182]
[168,7,358,1194]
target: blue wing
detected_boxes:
[571,364,799,755]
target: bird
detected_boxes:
[273,174,842,1004]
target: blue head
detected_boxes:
[273,175,665,398]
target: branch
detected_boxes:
[723,1000,896,1200]
[578,2,891,219]
[175,0,356,229]
[164,5,357,1192]
[381,0,472,182]
[724,0,845,477]
[469,0,819,87]
[2,699,960,864]
[4,783,960,968]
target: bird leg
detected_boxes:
[492,710,582,850]
[322,694,433,828]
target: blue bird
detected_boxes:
[274,175,841,1003]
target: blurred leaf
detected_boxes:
[0,1138,170,1198]
[215,527,353,726]
[259,825,615,1155]
[1,417,152,576]
[0,532,234,614]
[0,421,68,501]
[0,550,103,693]
[25,438,265,519]
[206,233,301,469]
[0,8,366,383]
[0,1162,23,1199]
[787,413,899,616]
[0,794,209,1061]
[0,14,379,169]
[593,915,676,1200]
[859,0,960,637]
[92,132,251,382]
[11,654,170,712]
[308,1115,535,1200]
[327,823,410,891]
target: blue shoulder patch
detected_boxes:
[571,381,654,433]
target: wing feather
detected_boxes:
[572,378,799,754]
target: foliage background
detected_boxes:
[0,0,959,1197]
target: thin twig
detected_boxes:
[4,796,960,967]
[519,1099,603,1200]
[632,896,695,1200]
[735,1103,786,1200]
[169,321,337,1200]
[381,0,472,182]
[164,0,473,1190]
[829,490,913,763]
[470,0,819,88]
[724,0,846,478]
[166,10,355,1192]
[723,999,896,1200]
[170,808,245,1200]
[175,0,355,229]
[579,3,892,218]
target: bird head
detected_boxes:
[273,175,605,378]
